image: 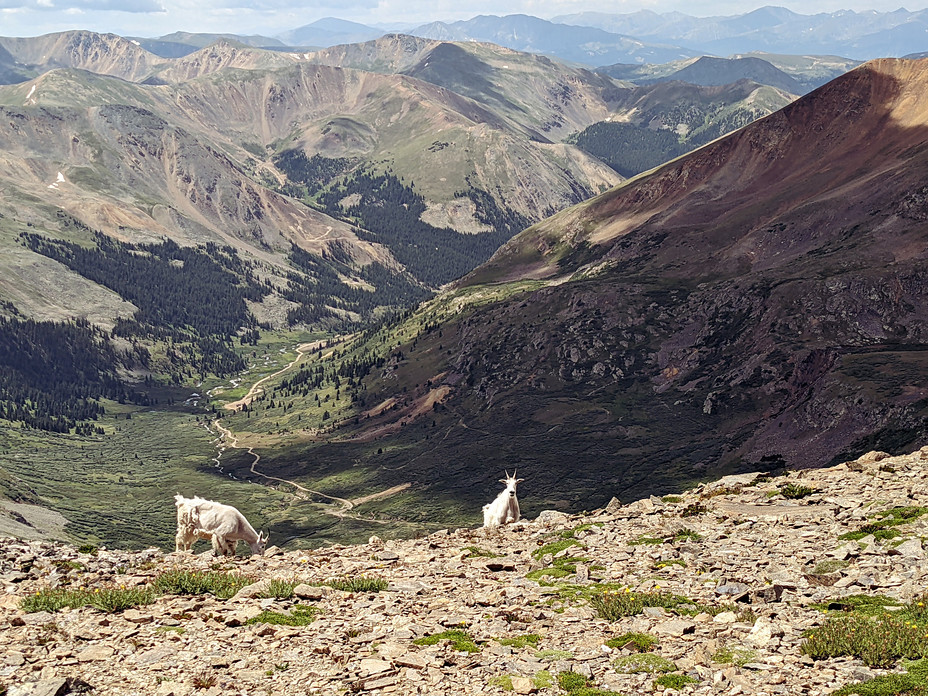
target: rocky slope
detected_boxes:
[4,448,928,695]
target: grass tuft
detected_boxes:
[779,482,816,499]
[713,646,757,667]
[532,538,582,560]
[325,576,388,593]
[153,569,254,599]
[20,585,159,614]
[535,649,574,662]
[605,632,659,652]
[557,671,589,691]
[811,559,851,576]
[811,594,902,615]
[630,535,664,546]
[804,594,928,669]
[259,578,300,600]
[653,673,699,689]
[591,588,697,621]
[680,502,710,517]
[839,506,928,542]
[246,604,319,626]
[496,634,541,648]
[489,674,513,691]
[413,629,481,653]
[532,670,554,688]
[613,653,676,674]
[673,528,702,542]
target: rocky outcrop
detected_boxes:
[4,448,928,695]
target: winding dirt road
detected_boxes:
[223,340,321,412]
[209,340,407,524]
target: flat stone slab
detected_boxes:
[715,502,831,520]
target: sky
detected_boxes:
[0,0,924,40]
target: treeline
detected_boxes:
[0,317,139,432]
[21,232,266,379]
[687,111,759,149]
[274,151,353,198]
[318,169,513,287]
[22,233,266,338]
[283,243,429,325]
[276,152,528,288]
[457,184,532,240]
[569,122,689,178]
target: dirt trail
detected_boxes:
[211,419,361,514]
[350,483,411,507]
[210,339,408,524]
[223,340,321,412]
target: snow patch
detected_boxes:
[47,172,66,190]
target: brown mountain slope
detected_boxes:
[149,40,301,83]
[473,58,928,284]
[0,36,623,234]
[162,63,619,219]
[0,31,164,83]
[309,35,629,142]
[0,102,389,265]
[281,58,928,511]
[302,34,440,74]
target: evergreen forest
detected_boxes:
[569,122,689,178]
[275,152,530,287]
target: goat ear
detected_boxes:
[516,478,524,484]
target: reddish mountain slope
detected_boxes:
[318,59,928,508]
[476,58,928,284]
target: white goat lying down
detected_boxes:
[483,471,524,528]
[174,494,268,556]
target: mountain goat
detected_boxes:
[174,494,268,556]
[483,471,523,528]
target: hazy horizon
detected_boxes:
[0,2,924,41]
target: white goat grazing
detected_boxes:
[173,494,268,556]
[482,471,524,528]
[174,494,210,552]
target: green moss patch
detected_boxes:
[246,604,319,627]
[413,629,481,653]
[613,653,676,674]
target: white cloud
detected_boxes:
[0,0,163,11]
